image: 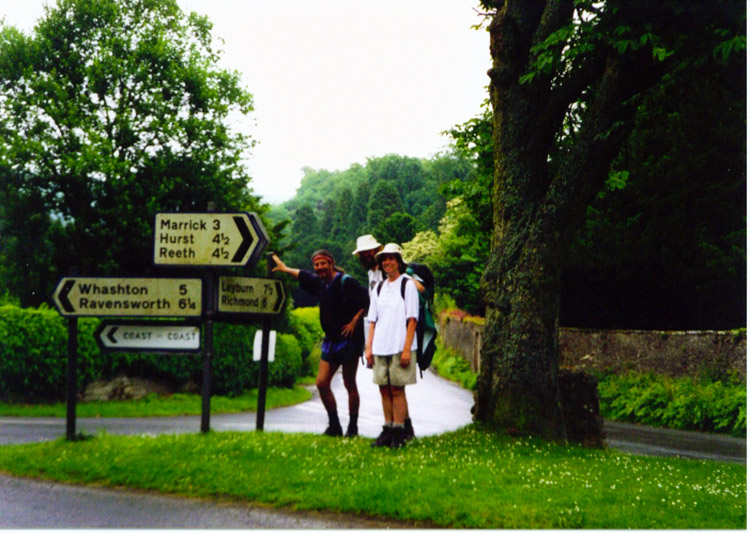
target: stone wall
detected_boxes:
[439,313,746,381]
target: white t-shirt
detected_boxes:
[367,274,419,355]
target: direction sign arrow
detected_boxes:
[217,277,285,315]
[154,212,269,267]
[52,277,202,317]
[95,320,201,352]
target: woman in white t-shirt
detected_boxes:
[365,243,420,449]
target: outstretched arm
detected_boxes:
[271,254,300,279]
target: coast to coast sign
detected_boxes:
[153,212,269,266]
[95,320,201,352]
[52,277,202,317]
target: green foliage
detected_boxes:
[565,46,746,329]
[0,387,312,417]
[0,428,745,529]
[0,305,100,400]
[0,0,266,306]
[270,153,473,295]
[0,304,311,402]
[598,372,747,437]
[289,306,323,359]
[268,334,303,388]
[432,343,477,391]
[403,198,487,315]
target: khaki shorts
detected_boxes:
[372,351,417,387]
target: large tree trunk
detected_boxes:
[474,0,667,440]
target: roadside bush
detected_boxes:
[268,334,303,388]
[106,323,303,396]
[290,307,323,377]
[289,307,322,357]
[432,341,477,390]
[598,372,746,437]
[0,305,101,401]
[0,304,312,402]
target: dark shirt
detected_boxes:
[298,270,370,345]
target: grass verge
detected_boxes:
[0,425,744,529]
[0,386,312,417]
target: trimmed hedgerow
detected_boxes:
[0,304,307,402]
[0,305,101,401]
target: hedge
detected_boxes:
[0,304,306,402]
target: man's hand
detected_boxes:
[340,320,355,338]
[271,254,300,278]
[271,253,285,272]
[400,350,411,368]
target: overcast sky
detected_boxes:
[1,0,491,204]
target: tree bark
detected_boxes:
[474,0,669,440]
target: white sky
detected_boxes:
[0,0,491,204]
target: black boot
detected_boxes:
[371,425,392,447]
[323,422,342,437]
[404,418,415,441]
[389,425,406,449]
[345,421,358,437]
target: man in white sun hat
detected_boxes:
[352,234,384,298]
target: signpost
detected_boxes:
[217,277,285,316]
[154,212,269,266]
[95,320,201,353]
[52,277,202,317]
[53,208,283,440]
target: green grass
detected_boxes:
[0,386,312,417]
[0,426,744,529]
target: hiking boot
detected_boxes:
[371,425,392,447]
[389,426,406,449]
[345,422,358,437]
[404,418,415,441]
[323,423,343,437]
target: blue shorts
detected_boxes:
[321,339,362,365]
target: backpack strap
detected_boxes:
[376,277,409,300]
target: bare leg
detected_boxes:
[341,359,360,420]
[316,360,341,430]
[379,385,393,423]
[391,386,407,424]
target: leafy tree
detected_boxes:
[475,0,745,440]
[375,211,418,245]
[365,154,426,207]
[563,53,746,329]
[0,0,262,306]
[351,180,371,237]
[367,180,403,240]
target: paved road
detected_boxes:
[1,367,745,464]
[0,366,474,444]
[0,473,407,529]
[0,367,745,528]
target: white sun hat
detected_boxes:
[374,242,404,259]
[352,234,383,255]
